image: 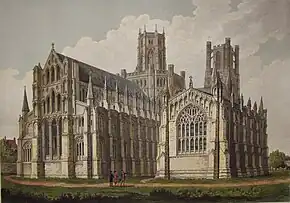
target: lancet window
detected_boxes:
[177,104,208,154]
[76,137,84,160]
[22,141,32,162]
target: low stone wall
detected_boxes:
[1,162,17,174]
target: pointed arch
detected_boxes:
[51,66,55,82]
[51,119,57,156]
[176,103,208,154]
[22,141,32,162]
[46,96,50,113]
[56,65,60,80]
[57,94,61,111]
[215,51,221,70]
[58,118,62,156]
[51,90,56,112]
[44,119,49,156]
[46,69,50,85]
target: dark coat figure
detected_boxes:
[109,171,114,187]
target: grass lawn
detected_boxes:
[2,174,290,202]
[148,170,290,184]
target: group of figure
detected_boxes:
[109,170,126,186]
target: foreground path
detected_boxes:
[4,175,290,189]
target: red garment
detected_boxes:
[114,172,118,182]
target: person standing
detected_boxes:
[109,171,114,187]
[118,170,123,186]
[121,170,126,186]
[114,170,118,186]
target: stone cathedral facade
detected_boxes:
[17,27,186,178]
[17,26,269,179]
[157,38,269,179]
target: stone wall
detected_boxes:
[75,161,88,178]
[44,162,62,178]
[1,162,16,174]
[23,163,31,177]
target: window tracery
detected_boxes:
[22,141,32,162]
[177,105,208,154]
[76,136,84,160]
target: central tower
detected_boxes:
[136,25,166,72]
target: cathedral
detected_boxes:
[17,26,269,179]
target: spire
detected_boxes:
[51,42,55,50]
[253,101,257,112]
[189,76,193,88]
[139,27,141,34]
[163,27,165,34]
[259,96,264,113]
[87,71,94,103]
[247,97,251,109]
[22,86,29,115]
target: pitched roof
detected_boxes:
[56,52,146,98]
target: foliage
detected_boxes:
[269,150,286,169]
[0,139,17,163]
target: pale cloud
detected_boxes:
[0,68,32,139]
[1,0,289,154]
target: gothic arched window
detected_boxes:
[22,141,32,162]
[176,104,208,154]
[215,51,221,70]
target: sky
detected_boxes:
[0,0,289,154]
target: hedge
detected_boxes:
[2,183,290,203]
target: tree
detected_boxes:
[269,150,286,169]
[0,139,17,163]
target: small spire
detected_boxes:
[247,97,251,108]
[144,24,146,32]
[139,27,141,34]
[253,101,257,112]
[189,76,193,88]
[259,96,264,113]
[87,71,93,101]
[51,42,55,50]
[22,86,29,114]
[155,24,158,32]
[163,27,165,34]
[241,94,244,107]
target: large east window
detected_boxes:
[177,105,208,154]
